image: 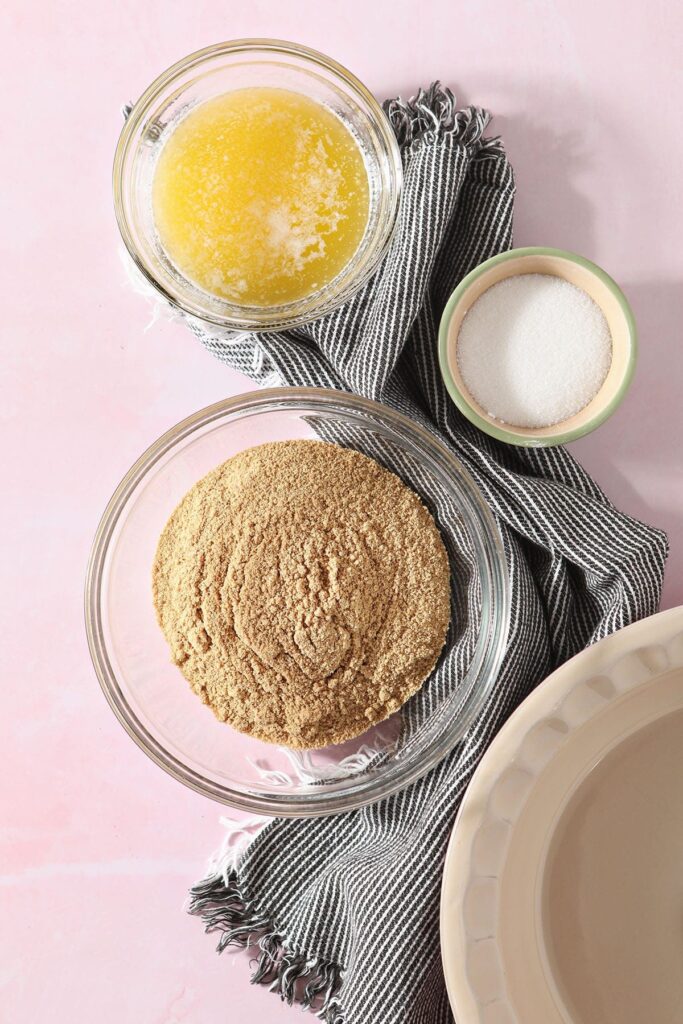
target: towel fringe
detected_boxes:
[189,872,344,1021]
[384,81,503,156]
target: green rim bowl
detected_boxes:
[437,247,638,447]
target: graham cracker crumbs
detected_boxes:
[152,440,451,749]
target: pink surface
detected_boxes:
[2,1,682,1020]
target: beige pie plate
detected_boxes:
[441,606,683,1024]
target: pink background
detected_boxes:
[3,1,682,1020]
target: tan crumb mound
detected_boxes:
[152,440,451,749]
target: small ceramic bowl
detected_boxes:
[438,247,637,447]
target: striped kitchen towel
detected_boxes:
[186,85,668,1023]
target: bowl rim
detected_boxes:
[437,246,638,447]
[113,38,403,332]
[84,387,510,816]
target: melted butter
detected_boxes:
[152,87,370,307]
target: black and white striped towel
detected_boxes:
[187,86,668,1023]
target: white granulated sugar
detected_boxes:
[456,274,613,428]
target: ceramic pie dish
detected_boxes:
[440,605,683,1024]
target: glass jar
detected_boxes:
[113,39,402,332]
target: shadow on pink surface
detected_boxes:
[446,80,681,609]
[574,279,683,607]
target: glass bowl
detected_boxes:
[85,389,510,816]
[113,39,402,332]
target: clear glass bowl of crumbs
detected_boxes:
[85,389,510,816]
